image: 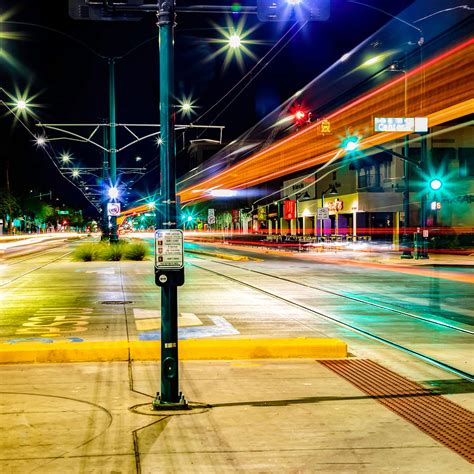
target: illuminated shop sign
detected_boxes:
[327,199,343,212]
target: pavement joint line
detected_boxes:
[185,248,263,262]
[0,338,347,364]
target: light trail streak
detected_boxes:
[177,38,474,203]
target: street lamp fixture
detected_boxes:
[228,33,241,49]
[178,98,196,116]
[35,136,47,147]
[71,169,80,178]
[107,186,120,200]
[60,152,72,164]
[16,99,27,110]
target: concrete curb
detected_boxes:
[0,338,347,364]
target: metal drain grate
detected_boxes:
[99,300,133,305]
[320,359,474,463]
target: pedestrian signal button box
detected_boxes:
[155,229,184,269]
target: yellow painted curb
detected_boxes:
[0,338,346,364]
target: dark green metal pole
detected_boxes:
[419,132,429,259]
[401,136,413,258]
[109,58,118,243]
[102,120,110,240]
[154,0,183,407]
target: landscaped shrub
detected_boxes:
[100,241,128,261]
[72,240,150,261]
[72,243,100,261]
[123,242,148,260]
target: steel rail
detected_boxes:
[194,256,474,335]
[188,259,474,382]
[4,242,70,267]
[0,250,73,288]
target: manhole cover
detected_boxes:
[99,300,134,305]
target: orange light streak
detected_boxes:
[177,38,474,203]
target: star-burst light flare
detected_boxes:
[206,16,261,71]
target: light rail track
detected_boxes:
[189,254,473,335]
[4,242,70,266]
[0,250,73,288]
[188,257,474,382]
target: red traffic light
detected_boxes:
[292,104,311,126]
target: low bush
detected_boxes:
[72,240,150,261]
[72,243,99,262]
[123,242,148,261]
[100,241,128,261]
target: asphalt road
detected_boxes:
[1,236,472,378]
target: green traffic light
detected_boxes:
[429,178,443,191]
[342,136,359,152]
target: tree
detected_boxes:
[24,199,54,231]
[0,189,21,234]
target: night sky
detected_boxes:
[0,0,414,217]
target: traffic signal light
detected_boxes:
[341,136,359,152]
[292,105,311,127]
[429,178,443,191]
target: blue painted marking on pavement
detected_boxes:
[138,316,239,341]
[5,337,84,344]
[6,337,55,344]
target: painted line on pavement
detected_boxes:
[185,248,263,262]
[138,316,239,341]
[0,337,347,363]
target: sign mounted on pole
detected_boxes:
[374,117,428,133]
[107,203,121,217]
[283,200,296,220]
[155,229,184,270]
[207,208,215,225]
[317,207,329,220]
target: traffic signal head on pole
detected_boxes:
[429,178,443,191]
[292,105,310,127]
[342,136,359,152]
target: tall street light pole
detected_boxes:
[102,119,110,240]
[153,0,186,409]
[109,58,119,243]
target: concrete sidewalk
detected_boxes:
[1,359,472,473]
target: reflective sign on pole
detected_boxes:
[107,203,121,217]
[208,208,215,225]
[317,207,329,219]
